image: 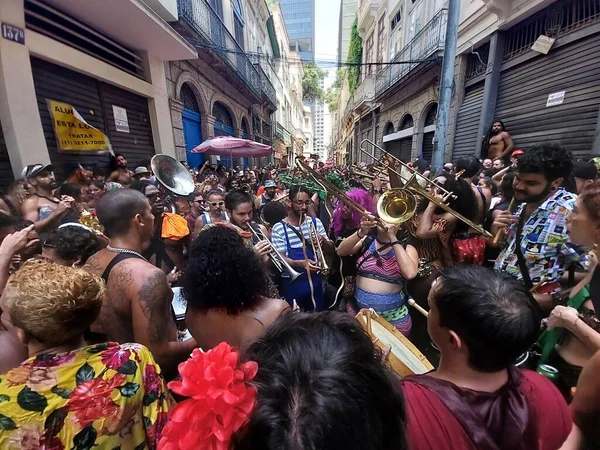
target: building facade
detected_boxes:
[338,0,359,64]
[278,0,315,61]
[0,0,194,188]
[165,0,278,170]
[450,0,600,161]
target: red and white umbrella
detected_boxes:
[190,136,272,157]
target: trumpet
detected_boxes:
[306,216,330,275]
[249,224,301,282]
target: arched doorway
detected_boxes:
[181,83,204,169]
[398,114,414,162]
[383,122,401,160]
[421,105,437,162]
[213,101,236,168]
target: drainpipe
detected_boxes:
[432,0,461,172]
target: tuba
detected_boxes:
[151,155,195,213]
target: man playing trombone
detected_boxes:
[271,186,334,312]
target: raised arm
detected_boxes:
[21,196,72,232]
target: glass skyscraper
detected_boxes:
[278,0,315,61]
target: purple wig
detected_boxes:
[331,188,377,238]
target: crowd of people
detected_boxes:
[0,138,599,449]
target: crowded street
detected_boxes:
[0,0,600,449]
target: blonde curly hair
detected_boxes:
[5,260,106,346]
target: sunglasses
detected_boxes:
[210,201,225,207]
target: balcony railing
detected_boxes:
[375,9,448,96]
[178,0,261,97]
[249,56,278,109]
[274,121,292,145]
[353,77,375,109]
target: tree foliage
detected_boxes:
[347,17,362,94]
[302,62,326,102]
[324,69,345,113]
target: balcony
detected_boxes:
[358,0,383,33]
[274,121,292,145]
[375,9,448,97]
[177,0,261,99]
[353,77,375,113]
[250,57,278,111]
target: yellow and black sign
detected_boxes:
[47,99,112,153]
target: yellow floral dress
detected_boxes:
[0,342,170,450]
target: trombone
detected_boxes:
[359,139,456,200]
[248,224,302,282]
[306,216,329,275]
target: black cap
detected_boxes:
[24,164,53,180]
[573,160,597,180]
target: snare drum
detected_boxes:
[356,309,434,377]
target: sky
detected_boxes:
[315,0,341,88]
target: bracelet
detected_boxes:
[391,241,401,247]
[357,230,365,239]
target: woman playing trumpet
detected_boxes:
[337,213,419,336]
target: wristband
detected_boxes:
[357,230,365,239]
[391,241,401,247]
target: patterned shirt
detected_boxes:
[0,342,169,450]
[494,188,587,285]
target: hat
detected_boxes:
[511,150,524,157]
[264,180,276,188]
[24,164,53,179]
[134,166,150,177]
[237,171,244,177]
[573,160,598,180]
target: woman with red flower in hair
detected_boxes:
[0,260,170,449]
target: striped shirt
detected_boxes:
[272,217,328,256]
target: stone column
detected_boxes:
[170,99,186,161]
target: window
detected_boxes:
[208,0,223,19]
[232,0,244,47]
[365,32,374,78]
[180,84,199,113]
[389,9,403,59]
[407,0,425,42]
[376,16,385,66]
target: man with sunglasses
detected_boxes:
[271,186,333,311]
[193,190,229,238]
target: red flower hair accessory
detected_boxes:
[158,342,258,450]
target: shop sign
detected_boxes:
[1,23,24,45]
[47,99,112,153]
[531,35,555,55]
[546,91,565,108]
[112,105,130,133]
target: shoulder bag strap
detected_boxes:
[514,210,534,291]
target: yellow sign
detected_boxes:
[47,99,112,153]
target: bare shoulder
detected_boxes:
[136,267,171,302]
[262,297,291,320]
[83,251,104,276]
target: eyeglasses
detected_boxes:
[210,201,225,207]
[293,200,312,206]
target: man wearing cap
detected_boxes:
[255,180,277,219]
[133,166,151,181]
[572,160,597,194]
[21,164,74,233]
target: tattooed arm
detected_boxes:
[131,267,197,373]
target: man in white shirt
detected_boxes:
[271,186,333,311]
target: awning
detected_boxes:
[191,136,273,157]
[42,0,197,61]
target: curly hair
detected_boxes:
[5,260,105,346]
[261,201,287,227]
[331,188,376,238]
[234,312,407,450]
[516,143,573,182]
[580,179,600,223]
[43,225,101,265]
[182,226,270,315]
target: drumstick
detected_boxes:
[529,276,549,294]
[492,198,517,244]
[408,298,429,318]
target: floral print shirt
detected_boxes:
[494,189,587,285]
[0,342,169,450]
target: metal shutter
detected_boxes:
[422,132,434,162]
[495,32,600,159]
[452,82,485,159]
[31,57,155,180]
[0,122,14,191]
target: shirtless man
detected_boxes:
[84,189,196,376]
[108,154,134,186]
[21,164,74,233]
[485,120,514,162]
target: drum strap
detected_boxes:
[403,367,528,450]
[514,210,534,291]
